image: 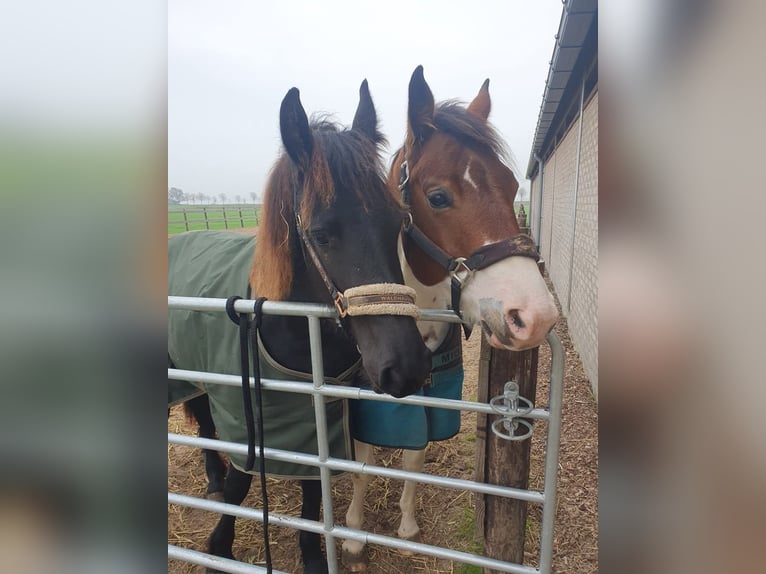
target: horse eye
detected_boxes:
[427,190,452,209]
[311,229,330,245]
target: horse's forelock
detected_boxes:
[299,143,335,226]
[433,101,511,165]
[310,125,395,215]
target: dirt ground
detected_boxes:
[168,278,598,573]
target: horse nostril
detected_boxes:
[378,366,398,396]
[507,309,526,330]
[377,364,423,398]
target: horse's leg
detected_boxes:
[397,446,426,555]
[185,394,227,499]
[300,479,328,574]
[206,466,252,571]
[341,440,374,572]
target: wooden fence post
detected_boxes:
[182,209,189,232]
[222,206,228,229]
[474,339,539,572]
[238,208,244,228]
[203,207,209,230]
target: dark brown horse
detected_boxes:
[343,66,559,570]
[169,81,431,574]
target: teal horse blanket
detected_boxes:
[349,325,463,449]
[168,231,356,478]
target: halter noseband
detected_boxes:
[397,157,540,332]
[294,209,419,321]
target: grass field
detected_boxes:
[168,202,530,235]
[168,204,261,235]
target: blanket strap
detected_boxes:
[226,295,272,574]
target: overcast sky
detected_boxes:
[169,0,563,202]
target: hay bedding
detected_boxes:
[168,272,598,573]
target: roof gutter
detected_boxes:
[533,153,544,249]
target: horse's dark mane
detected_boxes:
[308,117,395,216]
[251,116,396,300]
[433,100,510,163]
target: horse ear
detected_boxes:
[352,79,384,144]
[467,78,491,120]
[280,87,313,169]
[407,65,435,146]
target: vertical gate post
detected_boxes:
[182,209,189,231]
[474,339,539,572]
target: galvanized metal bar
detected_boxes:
[169,295,462,323]
[168,433,545,504]
[169,491,326,533]
[168,368,550,421]
[335,527,540,574]
[169,493,539,574]
[168,544,289,574]
[168,295,562,572]
[539,331,565,574]
[306,315,339,574]
[168,296,337,318]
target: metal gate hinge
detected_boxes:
[489,381,534,441]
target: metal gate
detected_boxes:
[168,296,564,574]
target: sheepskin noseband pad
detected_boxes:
[342,284,419,318]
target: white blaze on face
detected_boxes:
[461,257,558,350]
[463,160,478,191]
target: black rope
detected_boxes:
[226,295,258,471]
[250,297,272,572]
[225,295,272,573]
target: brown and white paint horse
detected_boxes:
[342,66,559,570]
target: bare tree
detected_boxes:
[168,187,185,205]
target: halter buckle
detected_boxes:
[333,292,348,318]
[450,257,474,287]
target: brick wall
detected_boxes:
[529,91,598,398]
[540,154,556,267]
[549,119,578,310]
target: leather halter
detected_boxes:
[295,212,351,317]
[397,157,540,336]
[294,196,418,320]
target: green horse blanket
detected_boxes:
[168,231,356,478]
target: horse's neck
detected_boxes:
[259,273,359,376]
[399,239,452,352]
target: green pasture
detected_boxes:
[168,202,529,235]
[168,204,261,235]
